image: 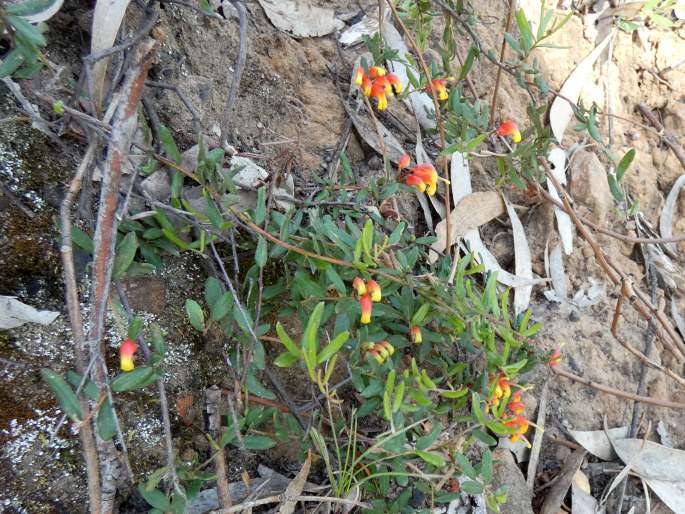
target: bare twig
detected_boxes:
[489,0,515,128]
[220,0,247,148]
[637,102,685,171]
[145,80,202,132]
[59,142,102,514]
[87,38,158,513]
[552,367,685,409]
[205,386,233,509]
[209,494,370,514]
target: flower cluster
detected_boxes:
[487,373,532,446]
[362,341,395,364]
[353,277,382,324]
[496,120,522,143]
[355,65,403,110]
[505,415,530,443]
[397,154,440,196]
[120,338,139,372]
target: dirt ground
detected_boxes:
[1,0,685,512]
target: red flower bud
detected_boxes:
[366,279,382,302]
[352,277,367,297]
[410,325,422,344]
[496,120,522,143]
[120,338,139,372]
[359,294,373,324]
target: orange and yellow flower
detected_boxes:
[496,120,522,143]
[354,65,403,110]
[410,325,422,344]
[359,294,373,324]
[352,277,367,296]
[505,415,530,444]
[548,348,561,367]
[366,279,382,302]
[120,338,139,372]
[363,341,395,364]
[508,392,525,415]
[429,78,452,101]
[404,163,439,196]
[398,153,411,171]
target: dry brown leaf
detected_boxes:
[277,450,312,514]
[257,0,343,38]
[431,192,505,256]
[176,394,196,426]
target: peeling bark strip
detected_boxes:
[86,38,158,514]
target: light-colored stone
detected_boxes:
[490,449,534,514]
[140,169,172,202]
[569,150,612,224]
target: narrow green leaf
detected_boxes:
[96,400,117,441]
[41,368,83,421]
[254,187,266,225]
[616,148,635,183]
[303,302,324,367]
[243,435,276,450]
[361,219,374,257]
[111,366,156,392]
[316,331,349,364]
[9,15,46,46]
[456,453,478,480]
[473,429,497,446]
[415,450,446,468]
[607,174,624,202]
[324,266,346,295]
[392,380,405,413]
[481,449,493,482]
[112,232,138,281]
[276,322,301,356]
[137,484,171,511]
[159,125,181,164]
[204,277,223,308]
[411,303,430,326]
[255,236,267,268]
[245,373,276,400]
[274,351,299,367]
[185,299,205,331]
[461,480,484,494]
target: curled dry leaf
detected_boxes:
[382,21,436,131]
[257,0,343,38]
[659,173,685,255]
[504,195,533,315]
[549,32,613,143]
[547,146,573,255]
[0,296,59,329]
[568,426,629,461]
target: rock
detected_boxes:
[490,449,534,514]
[121,276,167,314]
[140,169,171,202]
[569,150,612,224]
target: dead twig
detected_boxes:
[209,494,370,514]
[220,0,247,147]
[145,80,202,133]
[205,386,233,509]
[489,0,515,128]
[637,102,685,171]
[552,367,685,409]
[87,38,158,513]
[59,142,102,514]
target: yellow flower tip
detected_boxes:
[352,277,367,297]
[121,357,135,372]
[426,181,437,196]
[410,326,422,344]
[496,120,522,143]
[366,279,381,302]
[354,67,365,87]
[512,129,522,143]
[369,66,387,78]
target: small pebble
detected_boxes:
[569,310,581,322]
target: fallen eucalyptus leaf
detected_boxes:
[504,195,533,315]
[277,450,312,514]
[382,21,436,131]
[659,173,685,255]
[0,296,60,329]
[91,0,132,107]
[549,32,613,143]
[544,243,567,303]
[642,477,685,513]
[656,420,674,449]
[340,13,384,47]
[540,449,587,514]
[568,426,629,461]
[613,438,685,482]
[257,0,343,38]
[547,146,573,255]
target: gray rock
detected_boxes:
[490,449,534,514]
[140,169,172,202]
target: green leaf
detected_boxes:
[473,429,497,446]
[515,9,534,51]
[137,484,171,511]
[112,232,138,281]
[66,370,99,401]
[255,236,267,268]
[204,195,224,230]
[415,450,446,468]
[607,173,624,202]
[410,303,430,325]
[616,148,635,183]
[210,292,232,321]
[111,366,156,392]
[9,15,46,46]
[276,322,301,356]
[456,453,478,480]
[274,351,299,367]
[185,299,205,332]
[243,435,276,450]
[316,331,348,364]
[415,423,442,451]
[204,277,223,307]
[245,373,276,400]
[232,303,254,335]
[481,449,493,482]
[439,388,469,399]
[41,368,83,421]
[302,302,324,371]
[254,187,266,225]
[324,266,346,295]
[127,317,142,340]
[361,218,374,257]
[159,125,181,164]
[461,480,484,494]
[7,0,60,16]
[96,401,117,441]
